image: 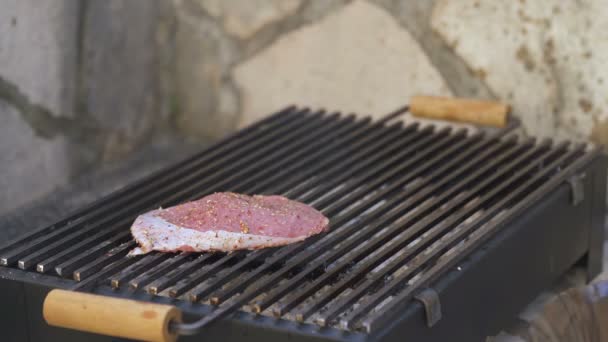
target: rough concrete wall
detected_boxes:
[0,0,168,215]
[79,0,167,162]
[166,0,607,145]
[0,1,80,215]
[0,1,80,119]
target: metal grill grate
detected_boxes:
[0,106,599,335]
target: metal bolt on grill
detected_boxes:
[0,105,605,342]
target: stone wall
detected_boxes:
[2,0,607,215]
[168,0,608,142]
[0,0,170,215]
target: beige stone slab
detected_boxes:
[198,0,302,39]
[0,0,79,118]
[432,0,608,144]
[234,0,477,132]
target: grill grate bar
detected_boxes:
[304,129,453,216]
[246,121,411,195]
[103,109,404,296]
[2,109,320,268]
[102,114,392,284]
[168,252,250,299]
[111,112,410,292]
[262,136,524,318]
[100,117,402,292]
[270,136,514,317]
[280,124,435,204]
[178,113,358,200]
[73,241,136,281]
[184,130,483,329]
[129,253,193,290]
[361,144,591,333]
[146,253,219,295]
[22,227,132,273]
[163,122,417,300]
[110,253,168,288]
[343,141,571,330]
[304,126,449,226]
[40,113,356,277]
[0,107,297,256]
[36,227,130,273]
[72,255,142,291]
[312,138,542,326]
[188,249,277,302]
[209,129,469,304]
[153,124,446,302]
[39,112,348,276]
[54,231,132,277]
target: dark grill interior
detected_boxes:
[0,106,600,336]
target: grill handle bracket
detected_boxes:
[414,288,442,327]
[567,173,585,206]
[43,289,182,342]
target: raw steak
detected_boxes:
[129,192,329,255]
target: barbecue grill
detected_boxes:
[0,105,606,342]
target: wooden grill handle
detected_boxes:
[410,95,510,127]
[43,289,182,342]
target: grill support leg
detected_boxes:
[587,157,607,282]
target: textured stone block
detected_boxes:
[0,0,80,118]
[233,0,454,127]
[81,0,163,160]
[370,0,494,100]
[432,0,608,143]
[172,0,241,140]
[0,100,69,215]
[198,0,302,39]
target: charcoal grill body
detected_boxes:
[0,107,605,342]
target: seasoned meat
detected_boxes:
[129,192,329,255]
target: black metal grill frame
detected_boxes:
[0,106,605,342]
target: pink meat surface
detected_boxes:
[129,192,329,255]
